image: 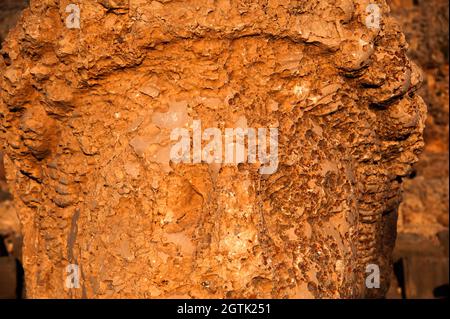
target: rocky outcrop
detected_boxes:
[389,0,448,235]
[0,0,426,298]
[386,0,448,299]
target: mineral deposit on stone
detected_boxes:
[0,0,426,298]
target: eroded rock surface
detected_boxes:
[389,0,449,237]
[0,0,426,298]
[385,0,448,299]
